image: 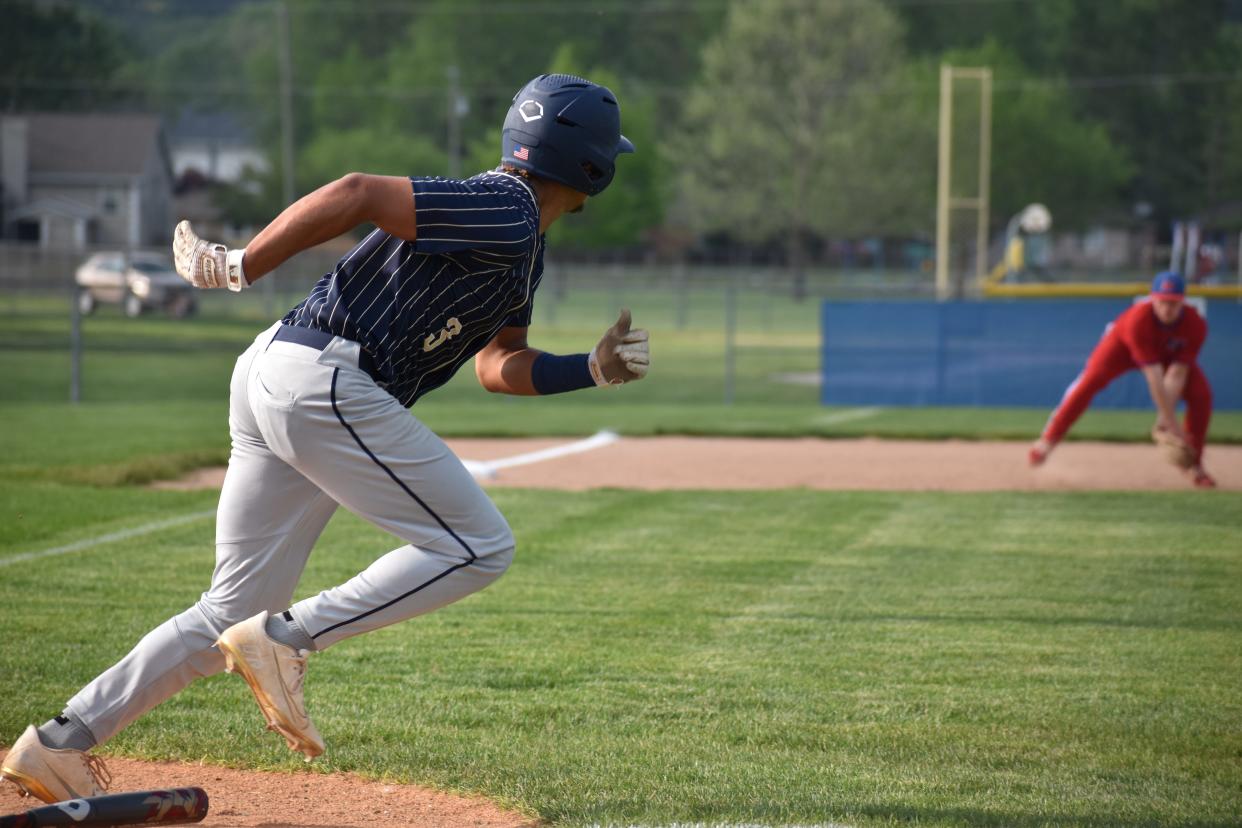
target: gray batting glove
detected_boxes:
[588,308,650,385]
[173,220,249,291]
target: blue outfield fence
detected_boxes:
[821,300,1242,409]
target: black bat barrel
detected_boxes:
[0,787,208,828]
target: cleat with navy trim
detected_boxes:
[216,612,324,760]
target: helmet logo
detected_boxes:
[518,100,543,123]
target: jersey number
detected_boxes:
[423,317,463,352]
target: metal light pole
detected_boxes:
[273,0,296,316]
[446,65,464,178]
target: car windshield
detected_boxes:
[131,261,172,274]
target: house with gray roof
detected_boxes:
[0,113,174,249]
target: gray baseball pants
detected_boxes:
[66,323,514,745]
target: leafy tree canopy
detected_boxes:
[675,0,925,247]
[1,0,127,111]
[891,0,1242,222]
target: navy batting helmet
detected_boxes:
[501,74,635,196]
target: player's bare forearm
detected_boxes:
[1141,364,1181,431]
[242,174,417,282]
[475,326,540,395]
[1162,362,1189,403]
[475,346,542,395]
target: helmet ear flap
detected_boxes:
[581,160,609,189]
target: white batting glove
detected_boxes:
[173,220,249,291]
[588,308,650,386]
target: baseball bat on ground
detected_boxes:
[0,787,208,828]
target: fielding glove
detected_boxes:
[173,220,249,291]
[588,308,649,386]
[1152,423,1196,470]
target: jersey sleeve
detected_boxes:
[501,239,546,328]
[410,177,537,255]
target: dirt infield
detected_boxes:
[0,749,535,828]
[157,436,1241,492]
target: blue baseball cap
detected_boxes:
[1150,271,1185,299]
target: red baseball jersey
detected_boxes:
[1106,299,1207,367]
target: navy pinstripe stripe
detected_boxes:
[314,368,476,639]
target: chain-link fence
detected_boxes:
[0,241,946,407]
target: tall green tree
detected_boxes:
[1207,24,1242,222]
[1,0,127,111]
[891,0,1242,225]
[1065,1,1242,221]
[118,2,262,117]
[675,0,928,291]
[110,0,722,234]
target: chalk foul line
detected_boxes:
[4,432,622,564]
[814,406,883,426]
[461,430,620,479]
[0,509,217,568]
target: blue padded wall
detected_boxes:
[821,300,1242,409]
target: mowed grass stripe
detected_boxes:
[1,487,1239,827]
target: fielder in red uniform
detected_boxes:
[1029,271,1216,488]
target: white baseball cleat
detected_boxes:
[0,725,111,803]
[215,612,325,760]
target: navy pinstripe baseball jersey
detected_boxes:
[283,170,544,407]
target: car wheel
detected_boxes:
[123,293,144,318]
[77,290,96,316]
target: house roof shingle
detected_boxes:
[21,113,166,178]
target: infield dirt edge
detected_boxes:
[153,437,1240,492]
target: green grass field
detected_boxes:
[1,484,1239,826]
[2,291,1240,826]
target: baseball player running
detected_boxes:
[2,74,647,803]
[1028,271,1215,488]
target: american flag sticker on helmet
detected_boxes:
[513,145,530,160]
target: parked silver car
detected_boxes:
[74,252,197,318]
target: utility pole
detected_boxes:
[446,65,465,178]
[274,0,296,316]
